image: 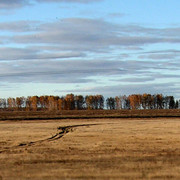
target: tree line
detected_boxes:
[0,93,179,111]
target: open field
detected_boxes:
[1,109,180,121]
[1,118,180,179]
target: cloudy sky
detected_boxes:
[0,0,180,98]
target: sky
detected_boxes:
[0,0,180,98]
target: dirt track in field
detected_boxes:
[0,123,99,153]
[1,118,180,179]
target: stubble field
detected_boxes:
[1,118,180,179]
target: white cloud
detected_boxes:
[0,0,30,9]
[0,0,102,10]
[0,18,178,53]
[0,17,179,97]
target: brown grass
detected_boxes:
[1,109,180,121]
[1,118,180,179]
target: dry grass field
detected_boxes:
[1,109,180,121]
[1,118,180,179]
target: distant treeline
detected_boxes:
[0,94,179,111]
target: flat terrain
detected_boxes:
[1,109,180,121]
[1,118,180,179]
